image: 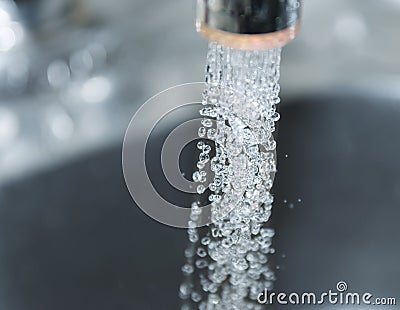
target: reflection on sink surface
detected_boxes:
[0,92,399,309]
[273,93,400,308]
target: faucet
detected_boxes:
[195,0,301,50]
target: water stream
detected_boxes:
[180,42,282,309]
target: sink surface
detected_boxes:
[0,93,399,309]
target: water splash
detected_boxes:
[180,42,282,309]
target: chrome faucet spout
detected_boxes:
[196,0,302,50]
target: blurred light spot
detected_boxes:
[50,113,74,141]
[0,26,16,51]
[334,12,368,46]
[0,107,19,148]
[81,76,112,104]
[0,9,11,26]
[69,49,93,76]
[47,60,70,88]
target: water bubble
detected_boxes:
[198,127,206,138]
[195,260,208,269]
[211,227,221,238]
[201,118,213,128]
[197,248,208,258]
[207,128,217,139]
[197,185,206,194]
[179,283,192,299]
[182,264,194,275]
[233,258,249,271]
[193,171,202,183]
[203,145,212,153]
[197,162,205,170]
[184,248,195,258]
[221,238,232,248]
[197,141,205,149]
[199,153,210,163]
[191,292,202,303]
[201,237,211,246]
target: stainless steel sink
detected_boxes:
[1,0,400,309]
[272,92,400,307]
[0,91,399,309]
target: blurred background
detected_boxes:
[0,0,399,309]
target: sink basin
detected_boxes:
[1,0,400,308]
[0,92,399,309]
[272,93,400,307]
